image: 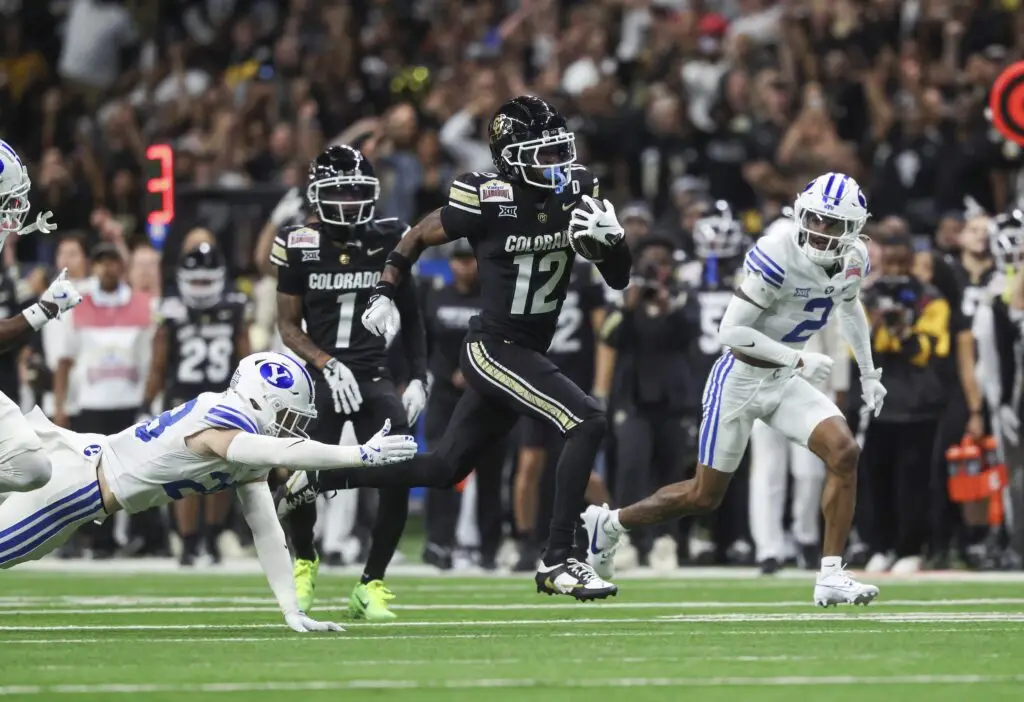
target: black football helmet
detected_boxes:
[991,209,1024,271]
[307,144,380,227]
[488,96,577,191]
[692,200,749,260]
[178,242,226,309]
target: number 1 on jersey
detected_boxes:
[335,292,357,348]
[511,251,569,315]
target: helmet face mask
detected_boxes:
[693,201,748,260]
[793,173,869,266]
[307,145,379,228]
[490,97,577,191]
[0,141,30,235]
[177,243,226,309]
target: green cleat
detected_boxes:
[293,557,319,613]
[349,580,397,621]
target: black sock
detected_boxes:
[203,525,222,555]
[544,420,604,563]
[289,500,319,562]
[182,533,200,556]
[361,488,410,582]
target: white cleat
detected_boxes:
[581,504,622,580]
[814,565,880,607]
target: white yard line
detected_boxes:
[2,598,1024,615]
[0,612,1022,632]
[14,558,1024,583]
[1,674,1023,695]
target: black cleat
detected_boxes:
[535,558,617,601]
[759,557,780,576]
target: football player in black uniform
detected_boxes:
[316,96,632,599]
[144,243,252,565]
[513,258,610,571]
[271,144,427,620]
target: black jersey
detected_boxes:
[273,218,427,381]
[0,269,21,399]
[423,280,483,399]
[547,261,606,391]
[438,166,630,352]
[950,257,996,324]
[690,256,745,382]
[158,292,250,401]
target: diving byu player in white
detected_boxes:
[0,139,80,494]
[584,173,885,606]
[0,352,417,632]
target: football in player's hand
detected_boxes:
[569,198,610,262]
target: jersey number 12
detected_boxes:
[511,251,569,315]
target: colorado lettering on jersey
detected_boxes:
[436,306,481,329]
[307,271,381,291]
[503,231,571,253]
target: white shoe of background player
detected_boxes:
[581,504,623,580]
[814,562,879,607]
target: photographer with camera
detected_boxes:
[860,235,952,574]
[599,235,701,566]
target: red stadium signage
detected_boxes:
[990,62,1024,147]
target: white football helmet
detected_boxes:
[793,172,869,266]
[692,200,749,260]
[229,352,317,438]
[0,140,30,235]
[990,210,1024,271]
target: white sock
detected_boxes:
[607,509,626,533]
[821,556,842,571]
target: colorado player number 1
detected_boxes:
[335,292,357,348]
[511,251,569,315]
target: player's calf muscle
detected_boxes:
[619,467,728,526]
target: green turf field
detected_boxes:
[1,564,1023,701]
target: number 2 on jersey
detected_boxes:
[511,251,569,315]
[782,298,834,343]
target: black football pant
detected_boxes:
[318,335,608,563]
[289,377,410,582]
[861,419,938,558]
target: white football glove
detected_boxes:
[19,211,58,236]
[24,267,83,330]
[999,404,1020,445]
[795,351,834,385]
[283,610,343,633]
[323,358,362,415]
[402,378,427,425]
[362,293,399,337]
[359,418,418,465]
[860,367,887,418]
[570,195,625,248]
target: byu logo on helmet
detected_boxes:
[83,444,102,457]
[259,361,295,389]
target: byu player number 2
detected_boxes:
[781,297,834,343]
[511,250,569,315]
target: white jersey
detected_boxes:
[100,390,268,514]
[741,217,870,352]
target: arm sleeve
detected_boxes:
[226,432,365,469]
[717,292,801,367]
[236,482,300,615]
[837,296,877,372]
[395,277,428,382]
[439,178,482,241]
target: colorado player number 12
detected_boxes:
[511,251,569,315]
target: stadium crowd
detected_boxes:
[2,0,1024,574]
